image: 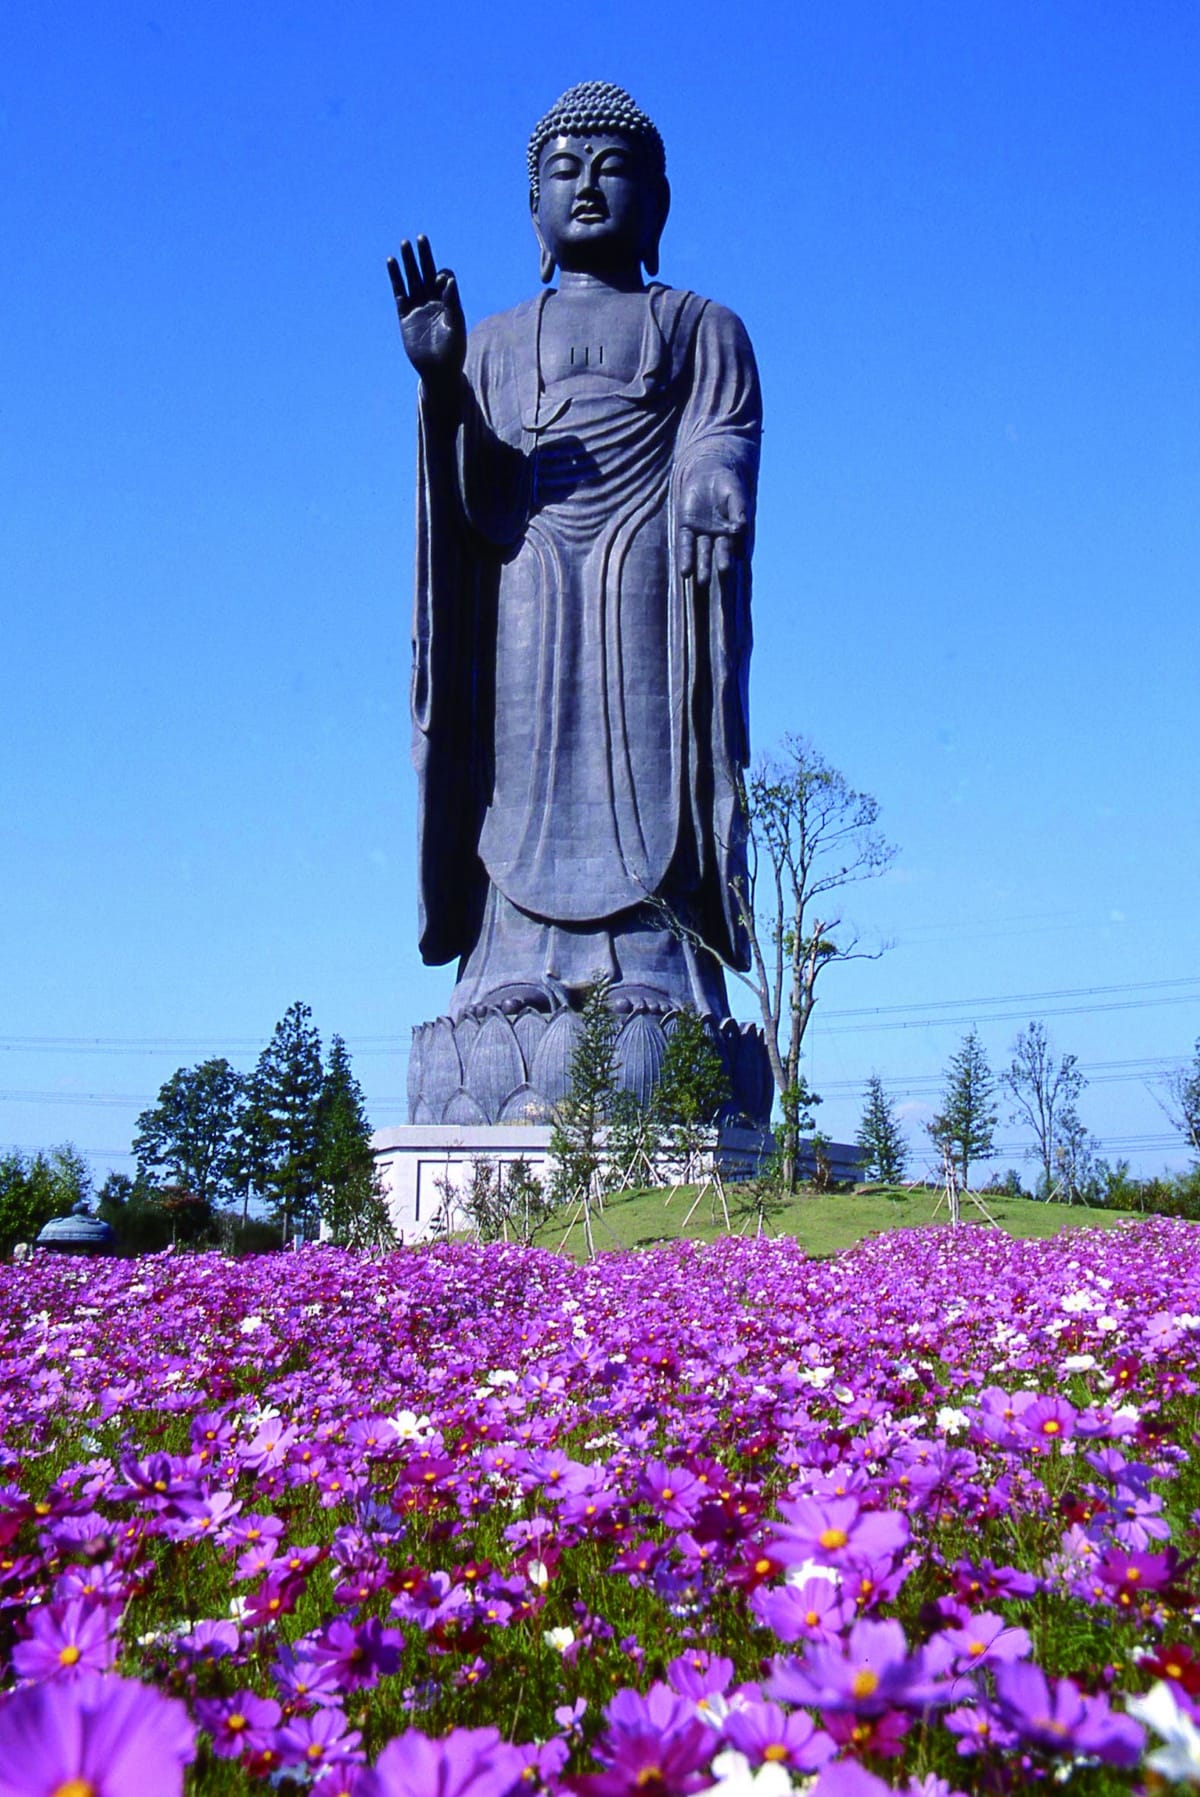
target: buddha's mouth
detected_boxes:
[571,203,608,223]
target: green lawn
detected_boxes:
[531,1181,1144,1261]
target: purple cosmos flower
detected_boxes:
[311,1616,402,1691]
[371,1726,527,1797]
[278,1706,365,1770]
[932,1611,1033,1675]
[720,1698,835,1770]
[0,1673,194,1797]
[638,1461,706,1527]
[11,1597,119,1681]
[751,1576,854,1645]
[571,1683,716,1797]
[988,1661,1145,1764]
[194,1691,281,1759]
[768,1618,949,1716]
[766,1495,909,1572]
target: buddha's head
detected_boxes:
[527,82,670,283]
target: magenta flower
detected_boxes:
[720,1698,836,1770]
[194,1690,281,1759]
[768,1618,949,1716]
[278,1705,365,1769]
[573,1683,715,1797]
[371,1726,527,1797]
[1019,1395,1077,1445]
[0,1673,194,1797]
[311,1616,402,1691]
[11,1597,120,1681]
[766,1495,909,1571]
[751,1576,854,1645]
[638,1461,706,1527]
[989,1662,1145,1764]
[932,1611,1033,1675]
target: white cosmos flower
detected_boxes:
[701,1749,796,1797]
[543,1627,575,1653]
[1126,1681,1200,1783]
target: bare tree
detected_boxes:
[1001,1021,1086,1197]
[1163,1038,1200,1164]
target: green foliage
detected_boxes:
[548,983,619,1210]
[0,1144,90,1257]
[316,1036,394,1251]
[653,1010,729,1128]
[856,1072,908,1183]
[448,1155,554,1246]
[132,1058,246,1209]
[248,1002,326,1243]
[929,1027,998,1188]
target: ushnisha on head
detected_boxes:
[527,81,671,283]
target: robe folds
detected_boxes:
[411,283,761,981]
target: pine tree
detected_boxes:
[856,1073,908,1184]
[929,1028,997,1189]
[317,1036,394,1249]
[548,983,619,1231]
[251,1002,325,1244]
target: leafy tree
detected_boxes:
[648,1009,731,1185]
[0,1144,91,1257]
[549,983,620,1247]
[856,1074,908,1184]
[1164,1038,1200,1164]
[1000,1022,1086,1197]
[663,737,894,1191]
[133,1059,246,1209]
[251,1002,325,1244]
[316,1035,394,1250]
[929,1029,997,1189]
[654,1010,730,1130]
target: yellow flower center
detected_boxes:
[851,1670,880,1699]
[58,1645,82,1667]
[1042,1420,1060,1436]
[52,1783,97,1797]
[968,1641,986,1658]
[819,1527,848,1550]
[763,1745,789,1763]
[227,1714,247,1732]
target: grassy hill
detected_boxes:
[531,1181,1143,1261]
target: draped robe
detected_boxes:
[411,282,761,1002]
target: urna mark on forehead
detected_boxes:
[527,81,666,202]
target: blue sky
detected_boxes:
[3,1,1198,1186]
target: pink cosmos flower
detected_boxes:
[766,1495,909,1571]
[278,1706,365,1770]
[933,1611,1033,1675]
[720,1698,836,1771]
[768,1618,950,1716]
[751,1576,854,1645]
[370,1725,527,1797]
[194,1690,281,1759]
[0,1673,195,1797]
[988,1661,1145,1764]
[11,1597,120,1681]
[638,1461,706,1527]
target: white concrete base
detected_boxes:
[371,1122,782,1244]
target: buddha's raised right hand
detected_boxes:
[387,236,466,385]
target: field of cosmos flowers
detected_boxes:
[2,1218,1199,1796]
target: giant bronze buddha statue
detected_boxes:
[390,83,770,1124]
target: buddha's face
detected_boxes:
[534,133,664,276]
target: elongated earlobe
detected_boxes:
[539,244,556,283]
